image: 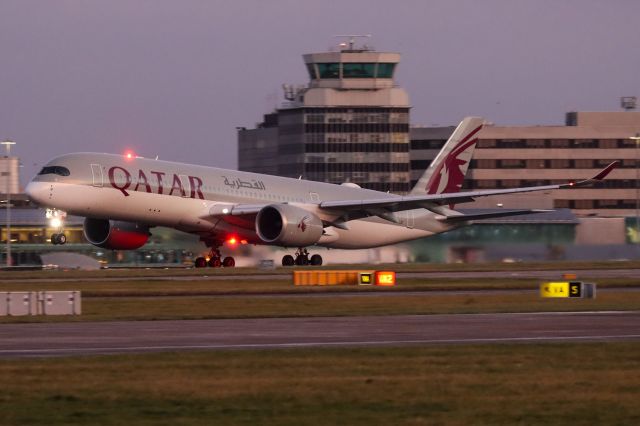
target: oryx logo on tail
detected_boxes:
[408,117,484,203]
[426,124,482,194]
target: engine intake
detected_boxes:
[256,204,323,247]
[83,218,150,250]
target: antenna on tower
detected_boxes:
[334,34,372,51]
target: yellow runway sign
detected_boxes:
[540,281,584,298]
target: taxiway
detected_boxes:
[1,311,638,358]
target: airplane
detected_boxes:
[25,117,618,267]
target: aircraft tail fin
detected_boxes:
[410,117,485,196]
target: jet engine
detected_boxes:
[83,218,150,250]
[256,204,323,247]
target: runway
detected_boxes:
[1,311,639,358]
[4,268,640,283]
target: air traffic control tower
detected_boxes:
[238,36,411,193]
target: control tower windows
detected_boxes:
[343,63,376,78]
[317,63,340,79]
[312,63,397,79]
[376,63,395,78]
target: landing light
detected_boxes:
[49,218,62,229]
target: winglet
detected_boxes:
[592,161,619,181]
[565,161,619,188]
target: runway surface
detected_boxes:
[1,311,639,358]
[5,268,640,283]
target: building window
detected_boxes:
[500,159,525,168]
[477,139,496,148]
[598,139,617,149]
[549,139,569,148]
[476,159,497,168]
[497,139,526,148]
[376,63,395,78]
[574,159,593,168]
[342,63,376,78]
[573,199,594,209]
[317,63,340,79]
[550,159,570,168]
[525,139,546,148]
[526,159,546,169]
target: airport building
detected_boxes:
[238,42,640,220]
[411,110,640,218]
[238,38,412,193]
[236,41,640,261]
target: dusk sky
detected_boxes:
[1,0,639,186]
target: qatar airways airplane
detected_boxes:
[25,117,618,267]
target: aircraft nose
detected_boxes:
[25,181,49,205]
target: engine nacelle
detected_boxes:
[256,204,323,247]
[83,218,150,250]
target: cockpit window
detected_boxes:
[38,166,70,176]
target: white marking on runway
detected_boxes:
[2,334,640,357]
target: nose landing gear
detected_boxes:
[51,233,67,245]
[47,209,67,245]
[282,248,322,267]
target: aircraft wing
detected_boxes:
[319,161,619,221]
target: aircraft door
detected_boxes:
[91,164,103,187]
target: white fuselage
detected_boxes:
[26,153,457,249]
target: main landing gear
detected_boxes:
[194,248,235,268]
[282,248,322,267]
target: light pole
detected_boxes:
[1,140,15,267]
[631,134,640,251]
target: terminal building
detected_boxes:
[411,110,640,218]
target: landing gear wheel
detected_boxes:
[51,233,66,245]
[282,255,294,267]
[295,254,309,266]
[208,257,222,268]
[194,257,207,268]
[222,256,235,267]
[310,254,323,266]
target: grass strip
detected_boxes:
[2,289,638,323]
[1,343,639,425]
